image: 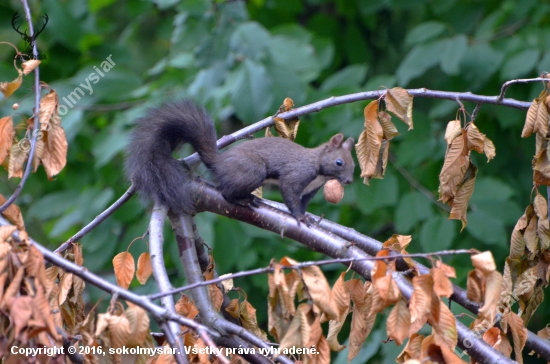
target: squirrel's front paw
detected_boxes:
[294,214,316,227]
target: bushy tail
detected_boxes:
[124,100,218,213]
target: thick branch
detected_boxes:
[149,203,187,364]
[192,180,514,364]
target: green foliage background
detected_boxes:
[0,0,548,362]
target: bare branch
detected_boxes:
[149,248,474,300]
[0,0,42,214]
[149,203,186,362]
[497,76,550,102]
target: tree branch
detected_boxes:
[497,76,550,102]
[191,180,514,364]
[0,0,42,213]
[149,203,187,364]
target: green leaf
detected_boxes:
[396,41,444,85]
[420,215,456,252]
[439,35,468,75]
[501,49,541,80]
[355,170,398,215]
[268,36,320,82]
[460,43,504,88]
[320,64,368,92]
[395,191,433,233]
[470,177,514,202]
[229,60,274,122]
[466,209,507,246]
[29,191,81,220]
[230,22,271,62]
[405,21,447,46]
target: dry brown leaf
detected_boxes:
[225,298,240,319]
[385,87,414,130]
[58,272,73,305]
[483,138,496,162]
[409,275,432,331]
[379,111,399,140]
[374,138,389,179]
[279,303,314,351]
[8,142,28,179]
[0,116,14,165]
[300,265,339,320]
[471,251,497,275]
[523,92,546,138]
[449,162,477,230]
[2,266,24,310]
[510,214,527,259]
[356,101,384,185]
[346,279,375,362]
[0,69,23,98]
[483,327,512,358]
[136,252,152,285]
[326,308,348,352]
[534,191,548,219]
[432,300,457,349]
[113,251,135,289]
[125,302,150,346]
[465,123,485,154]
[32,284,60,340]
[108,314,132,350]
[387,298,411,346]
[331,272,350,321]
[439,131,469,185]
[11,296,33,339]
[396,333,424,363]
[21,60,41,75]
[467,270,485,303]
[39,90,59,130]
[432,265,453,298]
[444,120,462,145]
[175,295,199,320]
[508,312,527,364]
[524,214,539,257]
[32,138,44,172]
[239,300,267,341]
[521,284,543,326]
[534,148,550,186]
[0,225,16,242]
[478,270,503,323]
[375,274,400,309]
[41,124,68,178]
[535,94,550,137]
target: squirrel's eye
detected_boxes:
[336,159,343,166]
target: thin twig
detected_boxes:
[388,154,450,212]
[0,0,42,213]
[56,184,136,253]
[198,329,230,364]
[471,103,482,120]
[497,76,550,103]
[149,248,475,300]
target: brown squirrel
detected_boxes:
[125,100,355,225]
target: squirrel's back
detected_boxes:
[124,100,218,213]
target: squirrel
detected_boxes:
[125,100,355,225]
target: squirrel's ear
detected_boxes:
[329,133,344,148]
[343,137,355,150]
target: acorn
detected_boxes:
[323,179,344,203]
